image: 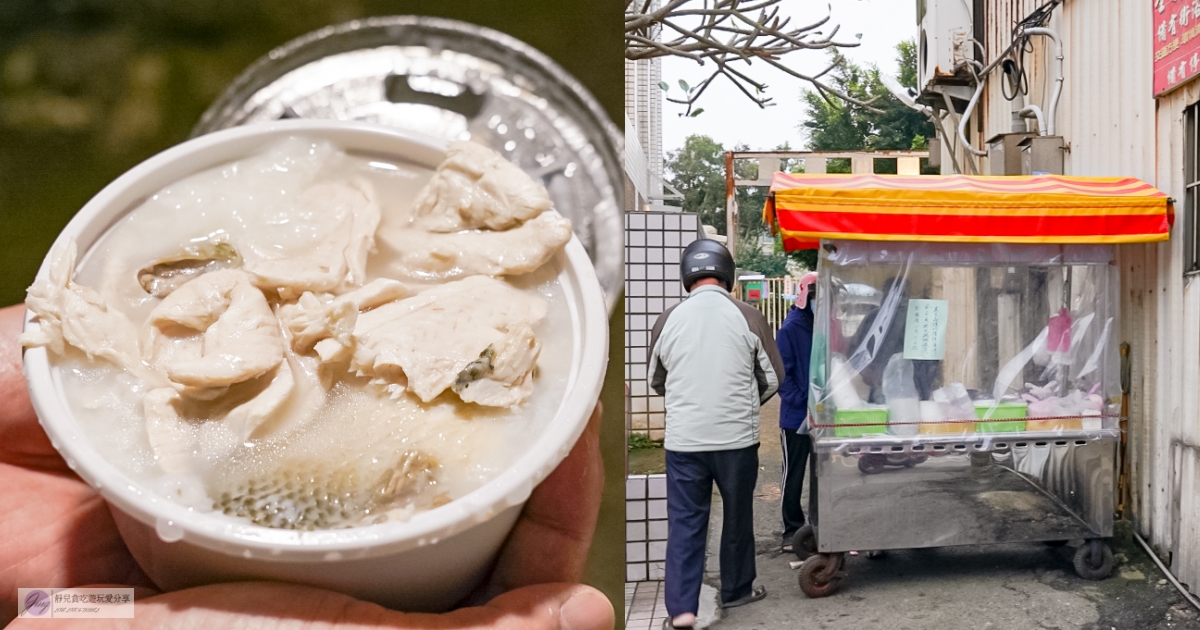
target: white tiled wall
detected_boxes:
[625,211,702,440]
[626,473,669,581]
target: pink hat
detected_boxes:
[797,272,819,309]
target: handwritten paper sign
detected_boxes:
[903,299,948,361]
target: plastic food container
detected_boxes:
[1026,417,1084,432]
[192,16,623,315]
[834,406,889,438]
[918,421,975,435]
[917,400,972,435]
[21,120,609,612]
[974,401,1028,433]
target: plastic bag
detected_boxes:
[882,353,920,436]
[933,382,975,423]
[827,353,865,410]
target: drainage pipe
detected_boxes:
[1018,105,1047,136]
[956,78,989,158]
[1023,27,1064,136]
[1133,531,1200,612]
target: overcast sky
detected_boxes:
[659,0,918,154]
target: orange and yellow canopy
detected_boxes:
[763,172,1173,250]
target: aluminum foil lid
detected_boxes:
[192,16,623,314]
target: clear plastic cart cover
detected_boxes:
[809,240,1119,440]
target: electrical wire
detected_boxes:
[1003,0,1062,101]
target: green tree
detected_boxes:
[775,39,935,269]
[664,135,796,277]
[801,40,935,158]
[663,134,727,233]
[736,240,790,277]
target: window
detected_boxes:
[1186,102,1200,274]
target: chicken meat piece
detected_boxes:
[277,278,409,355]
[350,275,546,406]
[412,141,552,233]
[377,210,572,281]
[146,269,283,399]
[22,240,158,383]
[241,179,381,299]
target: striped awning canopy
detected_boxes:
[763,172,1174,250]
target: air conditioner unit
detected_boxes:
[917,0,975,96]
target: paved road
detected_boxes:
[699,399,1200,630]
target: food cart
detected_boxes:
[762,172,1173,597]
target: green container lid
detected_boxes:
[834,407,889,438]
[974,401,1027,433]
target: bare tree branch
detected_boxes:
[626,0,882,115]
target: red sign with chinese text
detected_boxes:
[1155,0,1200,96]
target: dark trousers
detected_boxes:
[780,429,812,539]
[664,444,759,617]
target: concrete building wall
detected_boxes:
[626,112,650,211]
[625,54,664,201]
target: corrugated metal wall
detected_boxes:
[974,0,1200,593]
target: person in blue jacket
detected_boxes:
[777,272,817,552]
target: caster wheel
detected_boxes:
[1043,540,1069,548]
[866,550,886,560]
[798,553,844,598]
[1073,540,1114,580]
[858,454,886,474]
[793,524,816,559]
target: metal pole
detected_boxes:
[725,151,737,255]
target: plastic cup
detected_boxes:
[21,120,609,612]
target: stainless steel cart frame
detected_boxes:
[811,430,1114,549]
[795,431,1116,596]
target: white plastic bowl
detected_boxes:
[21,120,609,612]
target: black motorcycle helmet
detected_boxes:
[680,238,735,291]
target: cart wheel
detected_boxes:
[793,524,817,559]
[1073,540,1114,580]
[798,553,844,598]
[858,454,886,474]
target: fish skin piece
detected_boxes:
[350,275,546,406]
[377,210,572,281]
[143,388,195,475]
[411,140,552,233]
[241,178,381,298]
[277,278,409,354]
[453,323,541,408]
[22,240,159,384]
[147,269,283,398]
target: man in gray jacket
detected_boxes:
[649,239,784,629]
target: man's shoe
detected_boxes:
[664,616,694,629]
[721,585,767,609]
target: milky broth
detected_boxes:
[54,136,573,525]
